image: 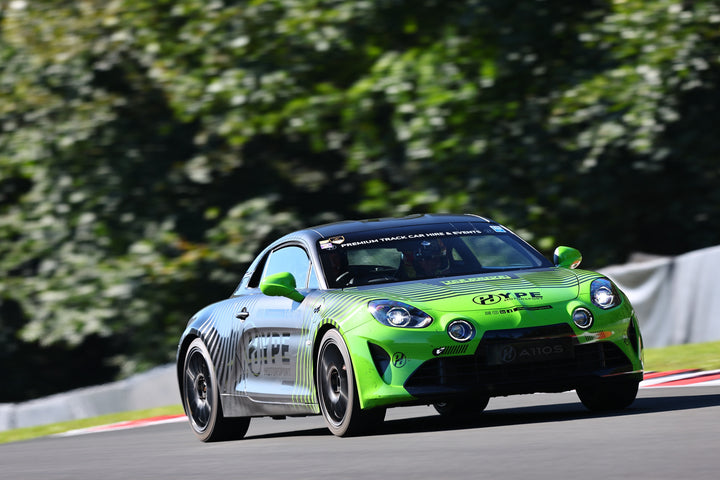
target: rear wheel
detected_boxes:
[316,329,385,436]
[182,338,250,442]
[576,379,639,412]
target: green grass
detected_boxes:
[0,405,184,445]
[644,339,720,372]
[1,340,718,444]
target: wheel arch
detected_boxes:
[311,320,374,410]
[312,321,340,378]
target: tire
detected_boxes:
[182,338,250,442]
[433,394,489,418]
[576,379,639,412]
[316,329,385,436]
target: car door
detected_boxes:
[241,243,320,410]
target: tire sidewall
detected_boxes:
[183,338,220,442]
[316,329,358,436]
[577,379,639,412]
[434,394,490,417]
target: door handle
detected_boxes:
[236,307,250,320]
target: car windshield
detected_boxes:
[318,222,552,288]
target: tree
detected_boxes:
[1,0,719,400]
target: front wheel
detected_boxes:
[182,338,250,442]
[576,379,639,412]
[316,329,385,436]
[433,394,490,418]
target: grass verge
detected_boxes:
[643,339,720,372]
[1,340,719,444]
[0,405,184,445]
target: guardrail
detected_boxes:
[0,365,178,431]
[600,244,720,348]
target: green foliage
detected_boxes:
[1,0,719,400]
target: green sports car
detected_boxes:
[177,214,644,441]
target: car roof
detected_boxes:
[305,213,492,239]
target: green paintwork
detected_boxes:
[312,267,642,410]
[260,272,306,302]
[554,246,583,269]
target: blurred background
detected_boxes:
[1,0,719,403]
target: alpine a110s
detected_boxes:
[177,214,643,440]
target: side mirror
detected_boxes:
[553,246,582,269]
[260,272,306,302]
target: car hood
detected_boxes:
[350,268,592,312]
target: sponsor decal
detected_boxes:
[247,332,291,376]
[489,340,570,365]
[500,344,566,364]
[484,305,553,315]
[334,230,484,249]
[441,275,513,285]
[490,225,506,232]
[392,352,407,368]
[432,345,469,356]
[473,291,543,305]
[501,346,517,363]
[319,236,345,250]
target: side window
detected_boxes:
[262,245,316,289]
[245,255,269,289]
[308,265,319,289]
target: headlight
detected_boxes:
[447,319,476,342]
[368,300,433,328]
[572,307,594,329]
[590,278,621,309]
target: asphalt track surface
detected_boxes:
[2,386,719,480]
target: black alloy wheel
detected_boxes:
[316,329,385,436]
[182,338,250,442]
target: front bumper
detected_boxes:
[404,323,641,399]
[346,312,643,409]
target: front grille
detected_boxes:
[405,324,634,397]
